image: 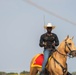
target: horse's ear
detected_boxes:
[71,36,74,40]
[65,35,69,41]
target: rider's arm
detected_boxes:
[54,34,59,46]
[39,35,47,47]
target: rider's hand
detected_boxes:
[43,42,47,46]
[52,43,55,47]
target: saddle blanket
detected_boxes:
[31,54,44,67]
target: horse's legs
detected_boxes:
[30,67,38,75]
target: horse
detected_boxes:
[30,35,76,75]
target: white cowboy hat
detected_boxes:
[44,23,55,29]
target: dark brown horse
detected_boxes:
[30,35,76,75]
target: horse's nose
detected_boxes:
[74,50,76,57]
[71,50,76,57]
[75,51,76,56]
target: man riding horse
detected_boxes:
[39,23,72,75]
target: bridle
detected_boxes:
[56,40,75,57]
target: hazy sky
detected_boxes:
[0,0,76,73]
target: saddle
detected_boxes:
[31,53,52,67]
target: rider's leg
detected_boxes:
[40,49,51,75]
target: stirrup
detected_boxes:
[39,71,44,75]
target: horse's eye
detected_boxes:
[68,43,72,46]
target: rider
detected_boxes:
[39,23,59,75]
[39,23,72,75]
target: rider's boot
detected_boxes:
[40,68,47,75]
[40,70,44,75]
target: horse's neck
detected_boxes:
[55,42,67,64]
[57,42,66,55]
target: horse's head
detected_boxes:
[64,35,76,57]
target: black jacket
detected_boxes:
[39,33,59,49]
